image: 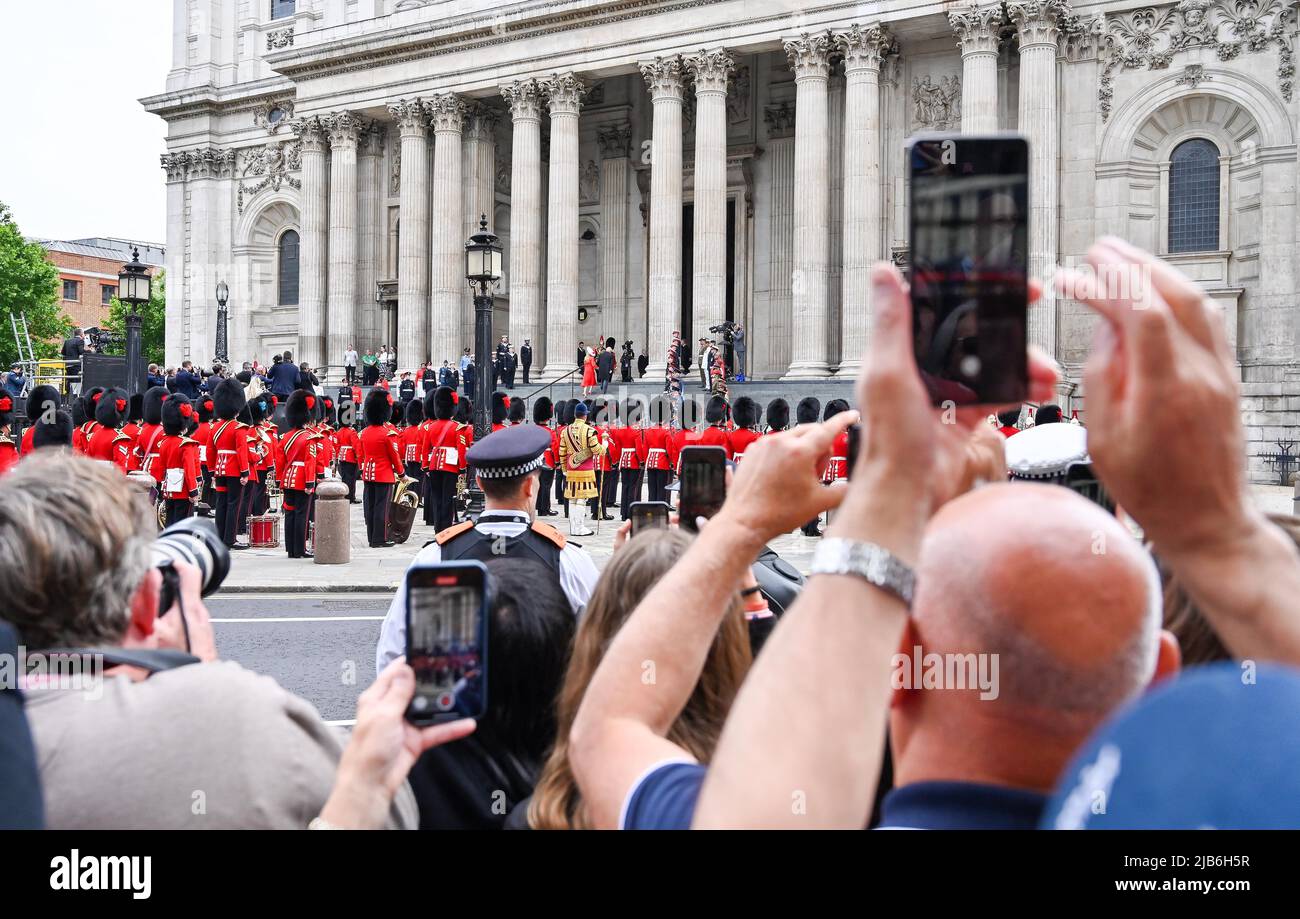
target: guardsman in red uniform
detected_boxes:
[764,398,790,435]
[532,396,557,517]
[0,395,18,476]
[73,388,105,454]
[421,386,459,530]
[210,378,251,549]
[255,395,279,515]
[157,395,201,526]
[279,390,319,559]
[454,395,474,480]
[122,393,144,469]
[234,395,274,543]
[491,391,510,434]
[84,388,133,471]
[508,398,526,428]
[192,395,216,517]
[587,397,616,521]
[399,398,425,497]
[20,385,61,456]
[696,395,733,459]
[642,395,673,504]
[554,399,573,517]
[135,387,169,482]
[822,398,852,483]
[728,396,762,463]
[610,397,647,519]
[358,388,403,548]
[795,396,823,537]
[335,398,361,503]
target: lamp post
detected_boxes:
[215,280,230,366]
[117,248,153,396]
[464,214,503,517]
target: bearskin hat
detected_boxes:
[823,398,851,421]
[428,385,457,421]
[322,396,336,427]
[71,397,87,428]
[533,395,554,425]
[127,393,144,425]
[32,410,73,449]
[162,393,194,437]
[648,395,670,427]
[556,399,573,427]
[706,395,730,425]
[363,388,391,427]
[213,377,246,421]
[624,398,644,427]
[766,398,790,432]
[454,396,473,425]
[286,390,314,429]
[25,385,60,425]
[492,391,510,426]
[405,398,425,426]
[733,396,760,429]
[508,398,526,425]
[679,396,701,429]
[81,387,105,421]
[197,395,215,424]
[796,396,821,426]
[95,388,129,428]
[142,386,169,426]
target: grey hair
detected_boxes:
[0,453,153,650]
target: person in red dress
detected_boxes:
[358,388,404,548]
[728,396,762,462]
[0,395,18,477]
[581,348,597,396]
[84,389,133,471]
[156,394,201,526]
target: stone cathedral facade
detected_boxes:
[146,0,1300,479]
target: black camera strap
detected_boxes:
[38,647,201,675]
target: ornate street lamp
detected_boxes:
[215,280,230,365]
[118,248,152,396]
[464,214,503,517]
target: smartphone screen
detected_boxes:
[678,446,727,533]
[909,134,1029,406]
[630,501,671,536]
[405,562,488,725]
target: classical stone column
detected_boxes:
[686,48,734,348]
[325,112,362,380]
[641,55,685,377]
[950,3,1002,133]
[782,32,834,379]
[387,99,430,369]
[357,125,384,354]
[502,80,544,365]
[598,123,633,349]
[835,25,894,376]
[427,93,467,367]
[461,103,498,343]
[542,72,584,378]
[161,153,190,368]
[764,102,797,376]
[294,116,330,370]
[1009,0,1067,357]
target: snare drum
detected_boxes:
[249,514,281,548]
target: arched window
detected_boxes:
[1168,138,1220,254]
[278,230,300,306]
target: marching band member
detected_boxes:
[72,388,105,454]
[697,395,733,458]
[558,401,605,538]
[400,399,425,498]
[358,388,403,549]
[0,395,17,476]
[192,395,216,517]
[84,388,133,471]
[455,396,475,506]
[421,386,459,531]
[210,378,251,550]
[765,397,790,435]
[508,397,526,427]
[20,385,61,455]
[156,394,200,526]
[255,395,279,516]
[642,395,673,505]
[822,398,852,483]
[491,391,510,434]
[795,396,823,537]
[122,394,144,468]
[533,396,557,517]
[135,387,169,479]
[279,390,319,559]
[611,397,647,520]
[728,396,762,462]
[554,399,574,517]
[335,398,361,504]
[589,397,617,521]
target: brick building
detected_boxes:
[38,238,165,332]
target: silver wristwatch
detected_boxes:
[810,538,916,609]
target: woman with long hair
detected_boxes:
[525,529,753,829]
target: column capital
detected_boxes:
[324,111,364,148]
[360,123,386,158]
[291,116,330,154]
[464,101,499,141]
[1007,0,1072,49]
[387,98,429,137]
[426,93,467,134]
[834,23,898,73]
[640,55,686,102]
[949,3,1004,56]
[783,31,833,81]
[685,48,735,96]
[597,122,633,159]
[161,151,191,184]
[542,72,585,115]
[502,79,545,122]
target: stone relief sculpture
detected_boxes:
[580,159,600,203]
[912,74,961,129]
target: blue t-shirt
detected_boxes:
[620,761,707,830]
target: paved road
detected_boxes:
[208,592,398,724]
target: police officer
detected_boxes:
[374,424,600,674]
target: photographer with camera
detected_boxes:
[0,452,418,829]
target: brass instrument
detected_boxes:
[391,475,420,510]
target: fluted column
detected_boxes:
[293,116,329,369]
[503,80,544,363]
[950,3,1003,133]
[461,103,498,343]
[428,93,467,367]
[782,32,834,379]
[325,112,361,380]
[1010,0,1067,357]
[357,125,384,354]
[641,55,686,377]
[835,25,894,376]
[598,123,633,348]
[542,72,584,378]
[388,99,431,369]
[686,48,734,347]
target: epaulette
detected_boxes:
[433,521,474,546]
[180,436,198,446]
[530,521,567,549]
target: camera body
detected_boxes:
[708,321,737,344]
[151,517,231,615]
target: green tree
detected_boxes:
[105,270,167,367]
[0,202,67,369]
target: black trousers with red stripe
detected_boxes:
[646,468,670,505]
[284,488,312,558]
[619,468,643,519]
[364,481,393,547]
[214,478,244,547]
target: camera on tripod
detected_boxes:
[708,321,737,343]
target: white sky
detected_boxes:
[1,0,172,244]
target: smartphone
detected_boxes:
[630,501,671,536]
[908,134,1029,406]
[678,446,727,533]
[404,561,490,725]
[847,424,860,480]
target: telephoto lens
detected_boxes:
[151,517,232,614]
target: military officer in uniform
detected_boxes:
[558,401,605,537]
[374,423,600,675]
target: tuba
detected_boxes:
[391,475,420,510]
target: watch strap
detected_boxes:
[810,537,916,609]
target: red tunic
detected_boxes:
[335,425,360,465]
[399,424,424,465]
[728,428,761,462]
[456,423,474,472]
[824,429,850,483]
[156,434,201,499]
[610,425,646,470]
[21,426,34,455]
[136,422,166,482]
[277,428,319,491]
[359,425,403,483]
[191,421,213,470]
[642,426,671,472]
[695,424,733,459]
[73,421,99,454]
[0,437,17,476]
[122,422,142,470]
[541,423,558,469]
[422,419,461,474]
[596,425,615,472]
[257,422,278,473]
[85,426,132,470]
[210,419,251,482]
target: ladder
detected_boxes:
[7,311,40,396]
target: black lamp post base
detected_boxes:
[125,312,144,397]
